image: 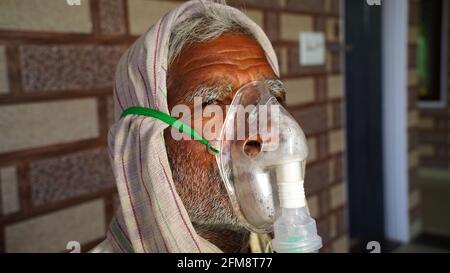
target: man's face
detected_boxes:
[164,33,283,230]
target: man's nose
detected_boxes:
[246,115,280,154]
[243,139,262,157]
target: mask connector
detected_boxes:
[271,160,322,253]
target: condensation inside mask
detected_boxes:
[216,81,309,233]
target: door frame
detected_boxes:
[344,0,385,241]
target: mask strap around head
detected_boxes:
[121,106,219,154]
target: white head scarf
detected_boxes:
[91,0,279,253]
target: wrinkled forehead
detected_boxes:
[167,33,277,106]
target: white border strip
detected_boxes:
[382,0,410,243]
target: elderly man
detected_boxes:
[92,0,290,253]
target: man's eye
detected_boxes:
[203,99,218,107]
[274,95,284,103]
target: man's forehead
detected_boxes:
[167,33,276,105]
[172,34,268,73]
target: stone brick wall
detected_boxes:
[408,0,423,239]
[411,0,450,239]
[0,0,347,252]
[0,0,127,253]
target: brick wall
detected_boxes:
[0,0,128,253]
[0,0,347,252]
[416,0,450,170]
[408,0,422,239]
[412,0,450,239]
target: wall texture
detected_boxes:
[0,0,127,253]
[408,0,422,239]
[0,0,347,252]
[414,0,450,239]
[416,0,450,171]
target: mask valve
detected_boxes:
[271,160,323,253]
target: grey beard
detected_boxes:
[167,145,246,232]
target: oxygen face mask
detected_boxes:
[216,81,322,253]
[120,80,322,253]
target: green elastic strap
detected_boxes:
[121,106,219,154]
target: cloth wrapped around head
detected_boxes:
[91,0,279,253]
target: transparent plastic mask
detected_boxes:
[216,81,309,233]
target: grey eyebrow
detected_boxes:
[183,83,233,104]
[183,79,286,104]
[265,79,287,98]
